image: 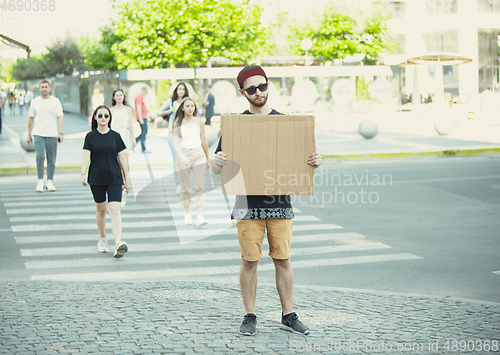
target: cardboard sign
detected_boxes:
[221,114,315,195]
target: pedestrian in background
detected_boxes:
[135,87,150,153]
[110,89,136,168]
[203,85,215,126]
[212,65,323,336]
[157,82,190,194]
[173,97,209,227]
[9,92,15,116]
[81,104,130,258]
[27,80,64,193]
[18,90,25,115]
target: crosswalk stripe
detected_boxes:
[5,203,302,215]
[8,213,317,223]
[29,253,422,281]
[11,221,340,232]
[19,232,366,255]
[15,231,365,245]
[24,242,390,270]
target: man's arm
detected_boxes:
[57,116,64,142]
[27,116,34,144]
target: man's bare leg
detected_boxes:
[273,258,294,315]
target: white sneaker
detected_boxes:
[184,214,192,225]
[196,216,208,227]
[175,185,182,195]
[97,238,109,253]
[45,180,56,192]
[35,180,44,193]
[114,241,128,258]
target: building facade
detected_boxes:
[375,0,500,107]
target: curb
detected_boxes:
[1,148,500,176]
[322,147,500,160]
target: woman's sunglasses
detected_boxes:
[243,82,268,95]
[97,114,110,119]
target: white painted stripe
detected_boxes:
[18,232,365,255]
[8,213,314,223]
[12,220,339,233]
[6,205,301,216]
[24,243,389,270]
[3,199,232,208]
[15,231,364,245]
[12,219,233,232]
[29,253,422,281]
[493,271,500,275]
[258,253,422,271]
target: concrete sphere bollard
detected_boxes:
[434,116,454,136]
[20,131,35,151]
[205,125,218,147]
[358,120,378,139]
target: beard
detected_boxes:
[246,92,268,107]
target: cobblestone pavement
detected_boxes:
[1,281,499,354]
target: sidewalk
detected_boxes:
[1,280,499,354]
[1,108,500,175]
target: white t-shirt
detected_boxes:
[29,96,63,137]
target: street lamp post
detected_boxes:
[300,39,312,67]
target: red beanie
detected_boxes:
[237,65,267,88]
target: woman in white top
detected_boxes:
[110,89,136,165]
[157,82,190,194]
[173,97,210,227]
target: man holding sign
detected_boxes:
[212,65,322,336]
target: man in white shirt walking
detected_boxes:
[27,80,64,192]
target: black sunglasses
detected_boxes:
[243,82,268,95]
[97,114,110,119]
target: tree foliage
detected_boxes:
[290,5,395,65]
[13,38,85,80]
[78,26,121,71]
[111,0,270,69]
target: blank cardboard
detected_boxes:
[221,115,315,195]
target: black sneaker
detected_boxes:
[280,312,310,335]
[238,313,257,336]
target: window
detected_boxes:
[373,1,406,19]
[425,31,459,52]
[426,0,458,15]
[478,0,500,13]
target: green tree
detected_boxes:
[12,55,47,81]
[45,38,85,76]
[0,57,17,83]
[291,5,395,65]
[78,26,121,71]
[112,0,270,69]
[12,38,85,80]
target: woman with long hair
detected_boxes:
[157,82,189,194]
[110,89,136,204]
[81,105,130,258]
[172,97,210,227]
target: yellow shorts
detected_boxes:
[236,219,293,262]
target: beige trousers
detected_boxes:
[176,146,207,212]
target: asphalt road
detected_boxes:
[288,156,500,303]
[0,156,499,304]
